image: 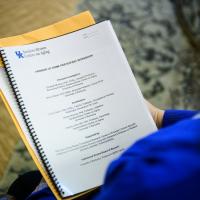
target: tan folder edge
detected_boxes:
[0,11,95,199]
[0,11,95,67]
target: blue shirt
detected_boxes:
[26,110,200,200]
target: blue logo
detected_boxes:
[15,51,24,59]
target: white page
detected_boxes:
[1,21,157,197]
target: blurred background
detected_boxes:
[0,0,199,195]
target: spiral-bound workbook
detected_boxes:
[0,21,156,199]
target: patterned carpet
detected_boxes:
[0,0,199,196]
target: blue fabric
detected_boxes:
[95,110,200,200]
[162,109,198,127]
[26,110,200,200]
[26,187,56,200]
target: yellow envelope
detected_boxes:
[0,11,95,200]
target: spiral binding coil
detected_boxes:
[0,49,65,197]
